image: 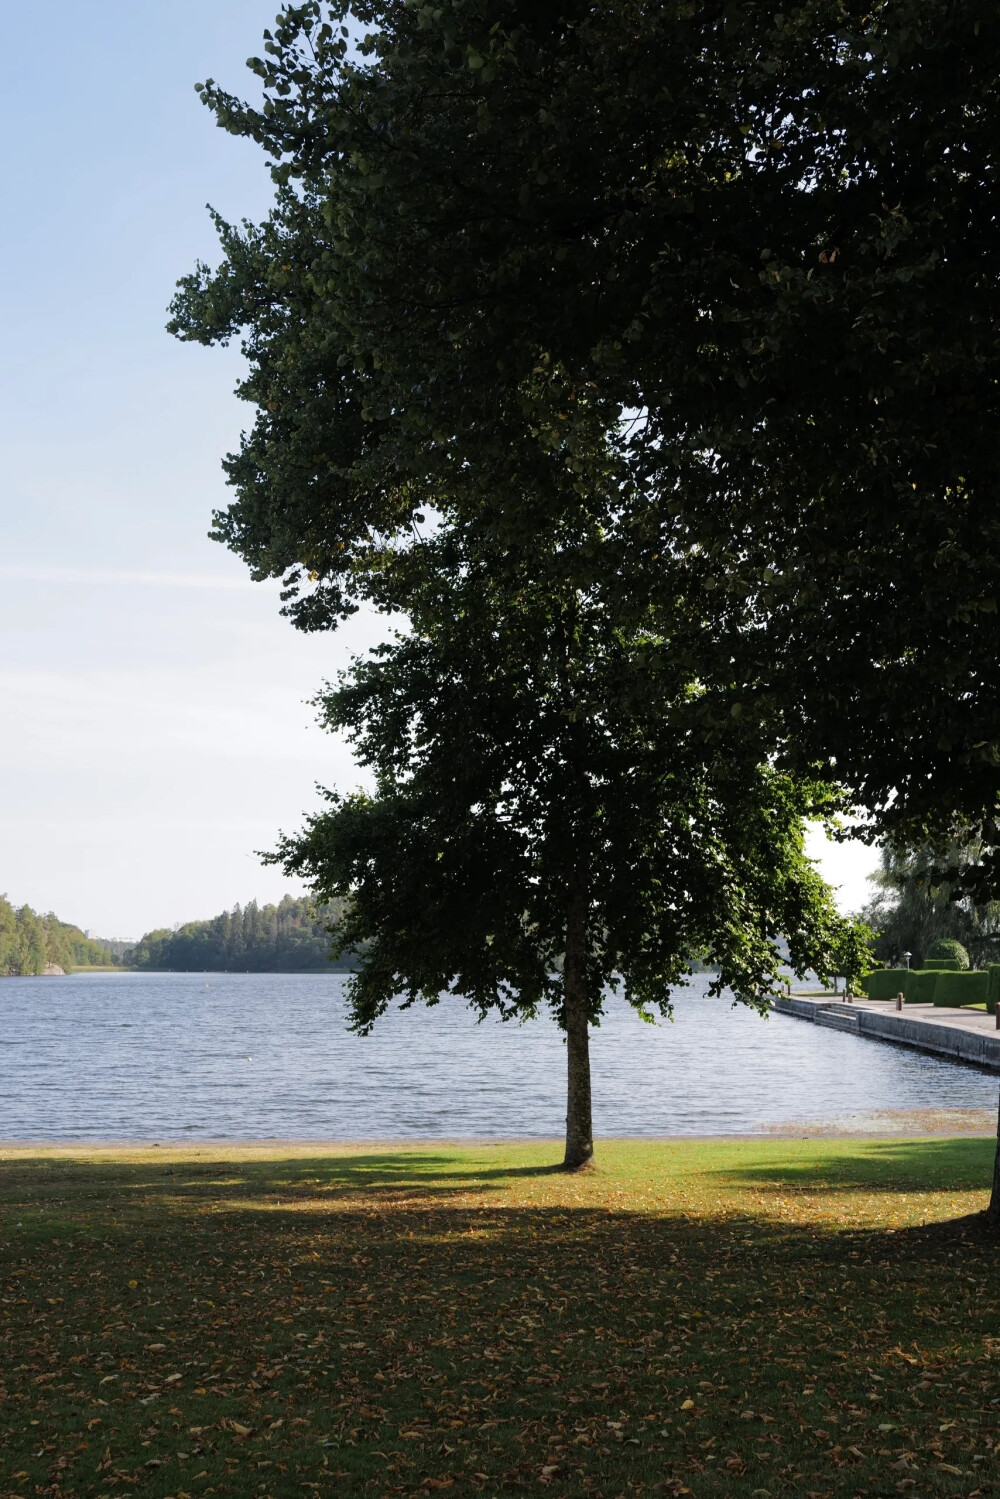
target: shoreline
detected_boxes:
[1,1121,996,1154]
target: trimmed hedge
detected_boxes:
[863,966,994,1008]
[932,970,989,1008]
[902,969,939,1005]
[863,969,909,1002]
[923,958,963,971]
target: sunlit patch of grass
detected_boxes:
[1,1137,998,1496]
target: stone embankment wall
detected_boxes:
[772,996,1000,1072]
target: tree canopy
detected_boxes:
[271,556,858,1165]
[280,568,850,1007]
[171,0,1000,867]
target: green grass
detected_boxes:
[2,1137,999,1498]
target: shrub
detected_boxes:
[932,970,989,1008]
[925,938,970,969]
[923,958,963,971]
[902,969,939,1005]
[988,966,1000,1017]
[863,968,909,1002]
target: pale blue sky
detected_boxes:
[0,2,876,940]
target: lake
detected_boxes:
[1,971,997,1141]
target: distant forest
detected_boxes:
[0,893,122,976]
[1,892,351,976]
[132,895,352,973]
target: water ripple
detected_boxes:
[0,971,996,1139]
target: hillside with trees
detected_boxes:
[132,895,351,973]
[0,894,124,976]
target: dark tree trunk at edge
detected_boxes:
[987,1087,1000,1228]
[563,888,594,1170]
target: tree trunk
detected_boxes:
[987,1088,1000,1228]
[563,887,594,1170]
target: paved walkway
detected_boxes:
[774,992,1000,1071]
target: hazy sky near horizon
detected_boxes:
[0,1,878,940]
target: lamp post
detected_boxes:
[904,951,911,970]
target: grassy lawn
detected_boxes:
[2,1137,999,1498]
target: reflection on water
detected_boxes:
[0,971,996,1140]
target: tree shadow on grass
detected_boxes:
[708,1135,995,1195]
[4,1171,999,1499]
[0,1148,571,1219]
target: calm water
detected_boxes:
[1,971,997,1140]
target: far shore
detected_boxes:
[6,964,358,977]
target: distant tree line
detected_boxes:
[0,894,121,976]
[132,895,351,972]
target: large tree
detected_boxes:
[272,562,852,1167]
